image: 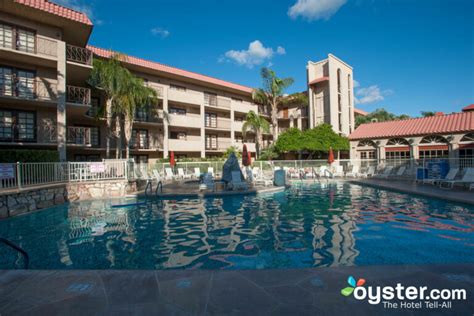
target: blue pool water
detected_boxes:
[0,182,473,270]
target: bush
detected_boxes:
[0,150,60,163]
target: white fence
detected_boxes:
[0,160,129,190]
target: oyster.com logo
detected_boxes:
[340,275,467,310]
[341,276,365,297]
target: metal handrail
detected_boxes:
[0,237,29,269]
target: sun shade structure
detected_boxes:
[327,147,335,164]
[242,144,250,167]
[169,151,175,167]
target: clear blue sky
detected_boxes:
[58,0,473,116]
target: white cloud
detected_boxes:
[222,40,286,68]
[288,0,347,21]
[353,79,360,88]
[355,85,393,104]
[151,27,170,38]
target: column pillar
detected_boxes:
[297,115,302,130]
[230,107,235,145]
[56,41,67,162]
[200,102,206,158]
[162,88,169,158]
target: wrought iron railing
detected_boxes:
[66,85,91,105]
[0,78,57,101]
[66,44,93,65]
[67,127,91,145]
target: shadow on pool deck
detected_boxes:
[1,264,472,315]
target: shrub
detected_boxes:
[0,150,60,163]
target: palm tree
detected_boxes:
[88,53,130,158]
[117,76,159,159]
[242,110,270,159]
[252,68,294,137]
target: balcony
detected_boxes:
[206,139,232,151]
[168,88,202,105]
[204,94,231,110]
[66,85,91,105]
[66,44,92,66]
[233,100,257,113]
[169,113,202,128]
[0,78,57,103]
[205,118,231,130]
[258,105,271,117]
[134,108,163,125]
[0,35,57,58]
[169,139,202,151]
[67,127,91,146]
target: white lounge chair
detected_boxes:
[319,166,331,178]
[439,168,474,189]
[165,167,175,180]
[470,183,474,191]
[333,165,344,177]
[423,168,458,185]
[374,166,394,178]
[395,166,406,177]
[231,171,248,190]
[207,167,214,176]
[194,167,201,179]
[288,168,300,179]
[177,168,192,180]
[363,166,376,178]
[346,165,359,178]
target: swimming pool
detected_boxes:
[0,182,473,269]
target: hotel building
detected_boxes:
[0,0,364,164]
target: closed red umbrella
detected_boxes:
[247,151,252,166]
[328,147,335,164]
[169,151,176,167]
[242,144,250,166]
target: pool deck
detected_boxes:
[350,179,474,205]
[1,264,472,315]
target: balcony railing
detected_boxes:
[66,44,92,65]
[204,94,231,110]
[0,78,57,101]
[205,118,231,130]
[67,85,91,105]
[0,35,57,57]
[67,127,91,145]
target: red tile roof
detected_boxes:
[354,108,368,116]
[308,76,329,85]
[349,111,474,140]
[88,46,254,94]
[14,0,92,25]
[462,104,474,112]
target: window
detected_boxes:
[130,129,148,149]
[357,140,376,147]
[170,84,186,92]
[360,151,376,159]
[0,110,35,142]
[169,107,186,115]
[235,136,243,143]
[386,151,410,160]
[386,138,410,146]
[420,135,448,144]
[0,23,35,53]
[90,127,99,146]
[206,134,217,150]
[337,68,341,93]
[133,155,148,164]
[204,92,217,106]
[460,133,474,143]
[205,112,217,127]
[419,149,448,159]
[135,105,149,121]
[16,28,35,53]
[235,117,243,122]
[232,97,243,103]
[87,97,100,117]
[0,24,13,49]
[0,66,35,99]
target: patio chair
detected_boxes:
[231,171,248,190]
[422,168,458,185]
[177,168,192,180]
[165,168,175,181]
[332,165,344,177]
[346,165,359,178]
[194,167,201,179]
[439,168,474,189]
[288,168,300,179]
[207,167,214,176]
[319,166,332,178]
[199,173,215,191]
[470,183,474,191]
[394,166,406,177]
[374,166,394,178]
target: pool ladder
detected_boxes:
[144,179,163,197]
[0,237,29,269]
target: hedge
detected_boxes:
[0,150,60,163]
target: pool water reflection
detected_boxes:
[0,182,473,269]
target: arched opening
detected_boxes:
[386,138,410,160]
[357,139,377,160]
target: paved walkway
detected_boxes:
[1,264,472,315]
[351,179,474,205]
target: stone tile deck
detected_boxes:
[1,264,472,315]
[351,179,474,205]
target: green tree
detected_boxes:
[252,68,294,137]
[258,144,279,161]
[421,111,436,117]
[242,110,270,159]
[274,128,304,152]
[355,108,410,127]
[223,146,241,159]
[88,53,130,158]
